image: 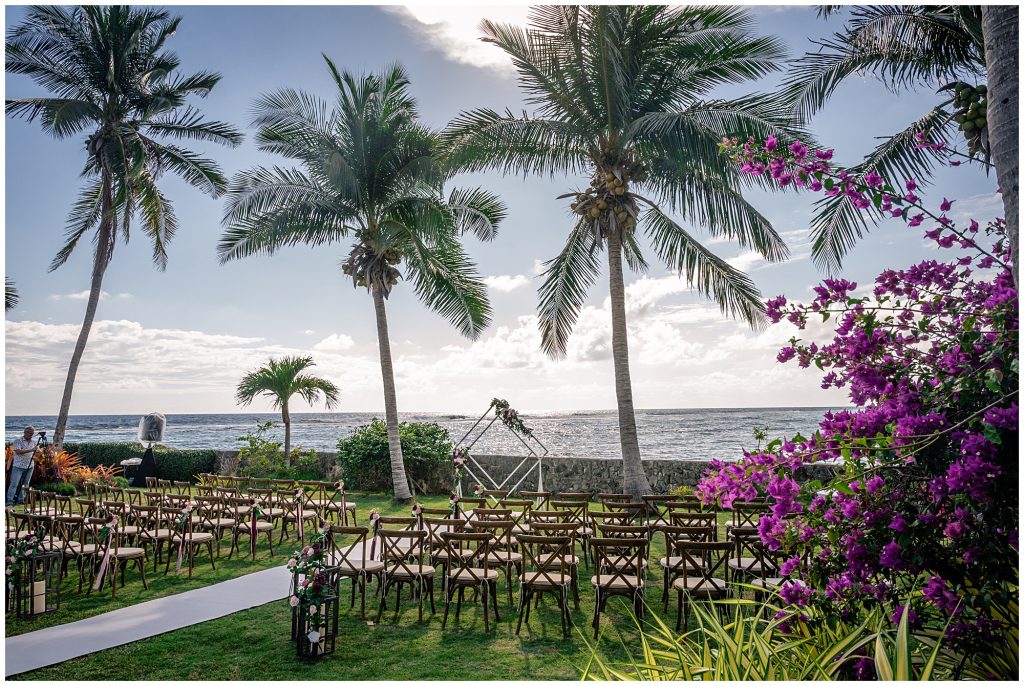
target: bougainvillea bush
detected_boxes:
[697,135,1018,678]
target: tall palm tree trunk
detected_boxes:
[982,4,1019,287]
[52,184,114,449]
[282,401,292,469]
[372,283,413,502]
[606,231,652,499]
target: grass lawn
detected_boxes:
[8,492,734,680]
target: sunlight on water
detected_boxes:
[6,407,840,460]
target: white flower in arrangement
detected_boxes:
[286,558,297,569]
[309,605,317,615]
[307,630,320,644]
[289,596,299,607]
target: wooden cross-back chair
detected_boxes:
[641,495,674,530]
[194,496,234,557]
[375,529,436,624]
[519,490,550,510]
[551,500,592,564]
[423,516,467,595]
[672,540,732,631]
[470,519,522,607]
[728,528,778,588]
[658,525,715,609]
[85,515,148,597]
[439,531,498,630]
[590,537,647,637]
[327,525,384,619]
[56,516,100,592]
[529,522,582,608]
[596,493,632,509]
[320,481,357,525]
[514,533,575,638]
[226,496,273,560]
[162,506,216,577]
[132,504,174,573]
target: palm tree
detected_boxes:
[5,6,242,447]
[981,5,1019,287]
[445,6,803,497]
[219,58,505,502]
[236,356,340,467]
[5,279,18,312]
[782,5,989,273]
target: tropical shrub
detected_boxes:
[695,135,1019,677]
[336,420,454,494]
[31,449,81,483]
[63,442,217,483]
[235,422,321,480]
[581,594,1015,681]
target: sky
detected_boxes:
[3,4,1001,416]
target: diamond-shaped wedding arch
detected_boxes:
[454,398,549,499]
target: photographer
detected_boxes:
[6,426,40,506]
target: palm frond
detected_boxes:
[537,220,603,358]
[446,186,506,242]
[403,231,492,340]
[808,104,954,272]
[640,200,766,328]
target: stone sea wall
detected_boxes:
[212,450,838,495]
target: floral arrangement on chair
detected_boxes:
[489,398,534,437]
[6,530,45,581]
[448,493,460,519]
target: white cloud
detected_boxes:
[302,329,316,336]
[49,290,132,301]
[51,290,106,301]
[385,5,529,72]
[531,259,547,276]
[313,333,356,353]
[483,274,530,292]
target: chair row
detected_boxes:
[302,517,784,638]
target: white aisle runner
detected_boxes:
[5,565,292,677]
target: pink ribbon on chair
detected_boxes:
[92,517,118,591]
[174,503,194,575]
[368,512,381,561]
[250,506,258,558]
[295,489,305,540]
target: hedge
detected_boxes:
[63,442,217,483]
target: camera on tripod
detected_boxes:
[37,430,47,440]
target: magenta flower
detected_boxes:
[879,540,903,569]
[765,135,778,152]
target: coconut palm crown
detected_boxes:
[783,5,987,272]
[5,5,243,447]
[219,57,505,501]
[444,5,807,496]
[235,355,340,467]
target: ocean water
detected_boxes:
[5,407,836,461]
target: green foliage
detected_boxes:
[234,422,322,480]
[668,484,693,498]
[444,6,808,358]
[578,595,1000,681]
[63,442,216,483]
[112,476,130,489]
[34,482,76,496]
[218,59,504,339]
[336,419,453,494]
